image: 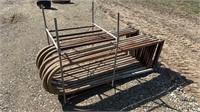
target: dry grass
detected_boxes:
[146,0,200,16]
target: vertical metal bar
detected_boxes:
[54,18,66,104]
[152,40,164,69]
[42,6,50,45]
[92,2,95,30]
[112,13,120,87]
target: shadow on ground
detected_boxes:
[58,64,193,111]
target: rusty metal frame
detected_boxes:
[39,1,164,105]
[41,1,130,104]
[91,2,120,86]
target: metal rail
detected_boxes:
[49,25,95,32]
[41,6,50,45]
[54,18,66,104]
[112,13,120,86]
[45,28,58,49]
[93,23,118,39]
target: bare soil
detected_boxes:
[99,0,200,100]
[0,0,200,111]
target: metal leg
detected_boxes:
[54,18,67,105]
[153,40,164,69]
[92,2,94,31]
[112,13,120,87]
[42,6,50,45]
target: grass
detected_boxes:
[147,0,200,16]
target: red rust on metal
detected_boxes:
[36,27,164,95]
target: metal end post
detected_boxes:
[54,18,67,105]
[92,2,95,30]
[42,6,50,45]
[112,13,120,87]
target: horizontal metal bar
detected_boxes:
[52,29,102,38]
[45,28,58,49]
[49,25,95,32]
[93,23,117,39]
[119,68,153,79]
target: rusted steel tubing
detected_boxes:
[41,45,115,78]
[52,53,128,79]
[42,34,156,65]
[54,57,131,80]
[39,51,115,79]
[54,64,150,95]
[69,46,116,60]
[47,64,146,95]
[152,40,164,68]
[50,57,131,85]
[52,58,140,86]
[40,38,162,80]
[52,29,103,38]
[36,32,105,67]
[42,34,151,64]
[141,47,147,64]
[58,28,137,42]
[48,67,149,94]
[55,60,136,85]
[58,66,145,91]
[40,50,120,79]
[56,64,144,90]
[57,32,106,41]
[147,45,157,67]
[52,56,135,81]
[42,42,115,67]
[47,57,141,91]
[36,28,139,68]
[52,64,143,91]
[54,28,136,39]
[36,45,52,67]
[40,52,127,79]
[36,27,164,95]
[40,38,161,78]
[36,28,138,65]
[41,50,117,81]
[43,52,130,93]
[42,40,163,94]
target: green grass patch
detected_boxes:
[147,0,200,15]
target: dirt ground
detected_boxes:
[0,0,200,111]
[98,0,200,98]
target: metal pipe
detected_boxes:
[45,28,58,49]
[42,6,50,45]
[93,23,117,39]
[112,13,120,86]
[92,2,94,24]
[54,18,66,104]
[49,25,95,32]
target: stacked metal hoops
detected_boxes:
[36,24,164,95]
[36,3,164,105]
